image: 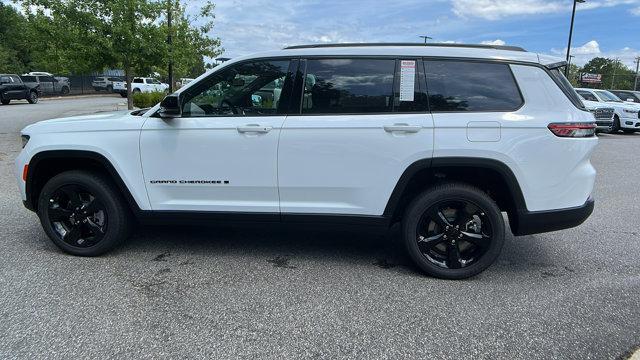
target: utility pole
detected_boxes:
[634,56,640,91]
[566,0,586,76]
[611,58,619,89]
[419,35,432,44]
[167,0,174,93]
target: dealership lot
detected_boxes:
[0,98,639,359]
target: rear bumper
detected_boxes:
[511,197,594,236]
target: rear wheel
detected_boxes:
[37,171,132,256]
[27,91,38,104]
[402,183,505,279]
[60,86,70,95]
[106,85,113,92]
[1,99,10,105]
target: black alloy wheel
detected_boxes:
[27,91,38,104]
[416,200,492,270]
[38,171,131,256]
[403,183,505,279]
[46,184,108,248]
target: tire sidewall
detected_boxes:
[37,172,127,256]
[403,185,505,279]
[27,91,38,104]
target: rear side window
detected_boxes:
[425,60,523,112]
[21,76,36,82]
[549,68,586,110]
[577,90,598,102]
[133,78,143,83]
[302,59,395,114]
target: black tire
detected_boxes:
[402,182,505,279]
[94,87,101,92]
[106,85,113,92]
[611,115,621,133]
[27,91,38,104]
[37,170,132,256]
[1,99,10,105]
[119,92,127,98]
[132,88,141,94]
[60,86,70,95]
[622,129,636,134]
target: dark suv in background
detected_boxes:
[610,90,640,104]
[0,74,41,105]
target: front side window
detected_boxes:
[21,76,36,82]
[595,90,623,102]
[133,78,143,84]
[302,58,395,114]
[182,59,290,117]
[39,76,54,82]
[425,60,523,112]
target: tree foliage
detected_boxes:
[7,0,222,108]
[580,57,636,90]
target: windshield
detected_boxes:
[595,90,622,102]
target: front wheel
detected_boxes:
[402,183,505,279]
[37,171,132,256]
[1,99,9,105]
[27,91,38,104]
[60,86,70,95]
[611,115,621,133]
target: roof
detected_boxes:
[221,43,559,68]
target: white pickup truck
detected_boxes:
[113,77,169,97]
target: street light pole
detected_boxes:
[634,56,640,91]
[565,0,585,76]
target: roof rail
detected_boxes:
[283,42,527,52]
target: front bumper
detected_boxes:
[511,197,594,236]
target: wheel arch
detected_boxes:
[383,157,527,232]
[25,150,142,214]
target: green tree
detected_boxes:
[581,57,635,90]
[14,0,222,109]
[0,4,32,73]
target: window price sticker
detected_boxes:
[399,60,416,102]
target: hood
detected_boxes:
[581,99,608,110]
[22,110,145,135]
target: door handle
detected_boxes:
[383,124,422,133]
[237,124,272,133]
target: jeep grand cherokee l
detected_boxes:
[15,43,597,279]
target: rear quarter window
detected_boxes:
[424,60,523,112]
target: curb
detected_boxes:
[40,94,122,101]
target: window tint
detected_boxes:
[20,76,36,82]
[0,76,10,84]
[133,78,143,83]
[10,75,21,83]
[182,59,291,117]
[39,76,54,82]
[302,59,395,114]
[425,60,523,112]
[577,90,598,102]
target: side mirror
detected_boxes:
[158,94,181,119]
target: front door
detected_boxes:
[140,58,294,213]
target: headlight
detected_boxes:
[21,135,30,148]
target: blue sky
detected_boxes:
[192,0,640,68]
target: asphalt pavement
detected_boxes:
[0,96,638,359]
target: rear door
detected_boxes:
[278,57,434,216]
[37,76,55,94]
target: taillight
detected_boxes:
[22,164,29,182]
[547,123,596,138]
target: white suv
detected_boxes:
[113,77,169,97]
[576,88,640,133]
[15,43,597,279]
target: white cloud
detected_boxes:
[451,0,640,20]
[481,39,506,46]
[631,6,640,14]
[550,40,639,68]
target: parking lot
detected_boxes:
[0,97,638,359]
